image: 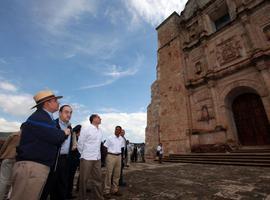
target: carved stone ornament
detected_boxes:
[263,25,270,41]
[198,105,214,123]
[243,0,253,5]
[195,61,202,74]
[216,37,242,65]
[188,21,199,41]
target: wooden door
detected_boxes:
[232,93,270,145]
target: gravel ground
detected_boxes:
[107,161,270,200]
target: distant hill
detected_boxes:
[0,132,13,140]
[0,132,20,149]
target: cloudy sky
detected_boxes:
[0,0,187,142]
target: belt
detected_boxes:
[108,152,121,156]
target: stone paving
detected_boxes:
[109,161,270,200]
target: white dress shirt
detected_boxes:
[104,135,125,154]
[78,123,102,160]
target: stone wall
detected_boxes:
[146,0,270,157]
[145,81,160,158]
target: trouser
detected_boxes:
[137,152,141,162]
[159,154,163,163]
[0,159,15,200]
[104,154,121,194]
[126,151,131,165]
[67,155,80,197]
[10,161,49,200]
[134,152,137,162]
[141,153,145,162]
[79,159,103,200]
[119,156,125,185]
[41,155,69,200]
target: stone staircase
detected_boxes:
[163,147,270,167]
[231,146,270,153]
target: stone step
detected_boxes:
[162,159,270,167]
[164,158,270,163]
[237,145,270,149]
[169,155,270,159]
[162,152,270,167]
[169,153,270,156]
[232,149,270,153]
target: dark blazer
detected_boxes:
[121,137,127,159]
[55,118,73,155]
[16,109,66,167]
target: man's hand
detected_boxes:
[64,128,71,136]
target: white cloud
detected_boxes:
[80,112,146,143]
[68,102,91,123]
[38,24,120,61]
[103,54,143,78]
[27,0,124,61]
[78,65,137,90]
[124,0,188,26]
[33,0,98,35]
[0,93,34,117]
[104,6,126,26]
[73,37,119,59]
[0,81,18,92]
[64,53,76,59]
[98,107,121,113]
[79,54,143,90]
[78,79,116,90]
[0,58,8,64]
[69,102,88,112]
[0,118,21,132]
[103,65,138,79]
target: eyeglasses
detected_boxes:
[49,98,59,103]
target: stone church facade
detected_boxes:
[146,0,270,157]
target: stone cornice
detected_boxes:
[156,12,180,30]
[182,19,237,52]
[182,0,267,52]
[157,35,179,52]
[190,125,226,135]
[185,50,270,89]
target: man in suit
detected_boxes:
[0,131,21,199]
[67,124,81,199]
[10,90,71,200]
[119,129,127,186]
[41,105,73,200]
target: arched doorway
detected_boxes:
[232,93,270,145]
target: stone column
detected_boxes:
[186,89,194,151]
[257,60,270,91]
[240,14,259,52]
[207,80,221,127]
[256,60,270,121]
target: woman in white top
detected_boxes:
[156,143,163,163]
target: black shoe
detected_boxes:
[119,182,127,187]
[66,195,77,199]
[112,191,122,196]
[103,193,111,199]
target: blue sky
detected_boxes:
[0,0,187,142]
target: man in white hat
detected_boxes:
[10,90,71,200]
